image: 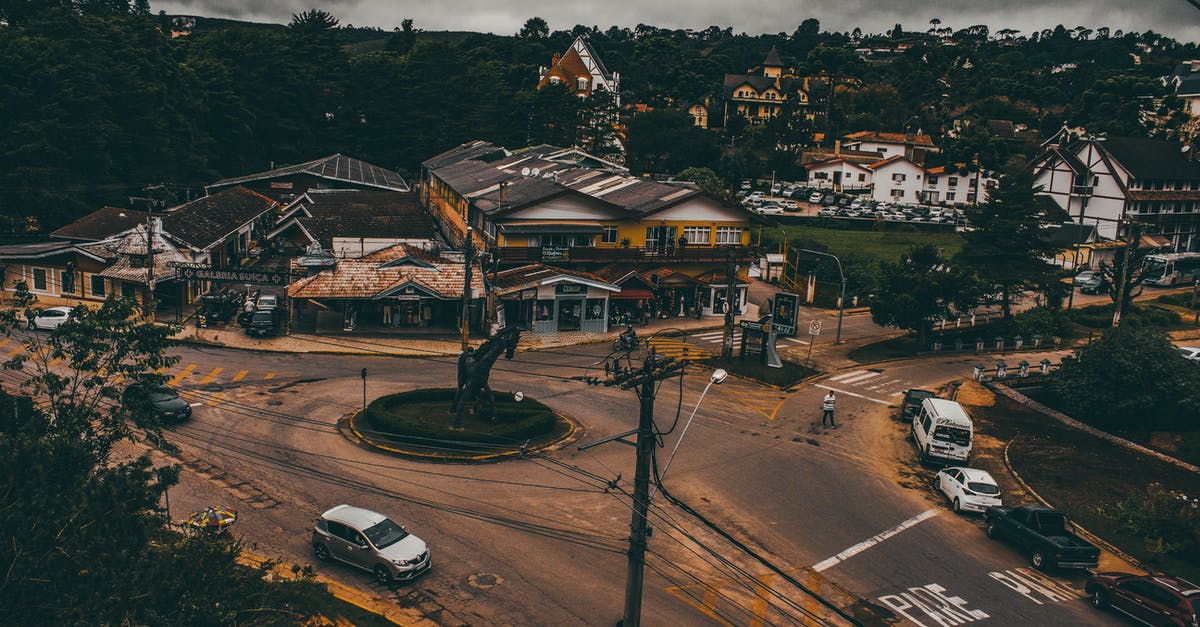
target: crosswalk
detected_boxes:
[647,329,810,359]
[817,368,912,403]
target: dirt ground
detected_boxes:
[956,382,1200,581]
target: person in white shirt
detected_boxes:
[821,392,837,428]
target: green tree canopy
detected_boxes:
[870,244,977,347]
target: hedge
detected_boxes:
[364,388,558,449]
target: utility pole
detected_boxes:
[461,227,475,350]
[1112,220,1140,328]
[722,250,737,359]
[578,354,687,626]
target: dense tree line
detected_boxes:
[0,4,1195,231]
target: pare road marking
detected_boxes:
[878,583,990,627]
[989,568,1084,605]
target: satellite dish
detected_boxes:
[530,167,541,176]
[521,167,531,176]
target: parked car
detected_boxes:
[782,185,798,198]
[837,197,853,208]
[1085,572,1200,625]
[256,294,279,310]
[28,306,74,331]
[246,309,281,337]
[983,505,1100,570]
[122,382,192,423]
[822,195,838,206]
[1178,346,1200,362]
[1074,270,1107,294]
[780,200,799,211]
[849,198,866,210]
[756,205,785,216]
[934,467,1003,513]
[312,504,431,585]
[809,192,824,203]
[817,207,838,217]
[900,389,936,422]
[912,398,973,463]
[770,183,782,195]
[740,180,752,190]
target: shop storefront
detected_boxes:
[494,264,620,335]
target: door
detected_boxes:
[558,299,582,331]
[645,226,678,253]
[1111,580,1159,623]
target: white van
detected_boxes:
[912,398,973,463]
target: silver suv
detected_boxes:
[312,505,431,585]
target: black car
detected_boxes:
[246,309,280,337]
[900,389,936,421]
[123,383,192,423]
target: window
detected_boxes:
[948,176,959,187]
[585,298,605,320]
[947,192,956,201]
[892,173,906,182]
[61,269,75,294]
[90,275,106,297]
[967,193,977,203]
[577,77,588,91]
[715,227,743,245]
[858,173,866,182]
[814,171,828,180]
[536,300,554,321]
[31,268,47,291]
[121,282,138,299]
[683,226,711,245]
[891,189,905,199]
[601,226,619,243]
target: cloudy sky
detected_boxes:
[155,0,1200,43]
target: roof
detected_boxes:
[209,154,410,193]
[806,157,872,172]
[1035,196,1072,223]
[867,155,914,170]
[321,504,386,530]
[275,190,434,248]
[1097,136,1200,180]
[87,222,190,284]
[288,244,483,300]
[843,131,936,148]
[1175,75,1200,96]
[0,240,101,261]
[762,46,783,67]
[1040,221,1098,246]
[49,206,147,242]
[161,186,278,250]
[923,398,972,427]
[422,140,506,170]
[722,74,806,98]
[491,263,619,296]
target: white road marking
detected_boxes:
[838,371,883,384]
[694,331,726,340]
[814,384,892,405]
[878,583,989,626]
[782,337,810,345]
[827,369,869,382]
[189,402,203,407]
[812,509,938,572]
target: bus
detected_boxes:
[1143,252,1200,287]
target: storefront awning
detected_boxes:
[612,289,655,299]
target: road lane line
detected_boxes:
[827,369,868,382]
[197,367,224,385]
[839,372,882,384]
[167,364,196,386]
[812,509,938,572]
[231,370,248,383]
[783,337,809,345]
[814,384,891,405]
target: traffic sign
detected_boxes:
[809,320,822,335]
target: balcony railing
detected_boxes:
[494,245,758,265]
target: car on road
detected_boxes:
[312,504,431,585]
[1073,270,1107,295]
[28,306,74,331]
[984,505,1100,570]
[122,382,192,423]
[1085,572,1200,625]
[1178,346,1200,362]
[933,467,1002,513]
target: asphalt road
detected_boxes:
[146,337,1129,627]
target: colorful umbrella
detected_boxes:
[185,505,238,531]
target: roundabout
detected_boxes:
[346,387,580,462]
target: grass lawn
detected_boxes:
[765,224,965,265]
[363,388,564,452]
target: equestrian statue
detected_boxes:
[452,326,521,428]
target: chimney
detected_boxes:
[552,52,561,66]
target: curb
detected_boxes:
[344,407,583,464]
[1000,439,1146,572]
[238,551,410,625]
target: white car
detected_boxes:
[809,192,824,203]
[934,467,1002,513]
[780,200,799,211]
[756,205,785,215]
[770,183,782,195]
[1178,346,1200,362]
[28,306,74,331]
[312,505,431,584]
[746,191,765,201]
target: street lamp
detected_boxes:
[800,249,846,344]
[651,368,727,500]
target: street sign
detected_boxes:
[772,292,799,336]
[173,262,290,286]
[809,320,822,335]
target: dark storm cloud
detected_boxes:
[154,0,1200,42]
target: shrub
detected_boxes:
[1069,303,1181,329]
[1097,483,1200,559]
[364,388,559,450]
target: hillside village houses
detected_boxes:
[805,132,996,207]
[1033,135,1200,253]
[722,47,812,126]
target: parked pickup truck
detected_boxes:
[984,505,1100,570]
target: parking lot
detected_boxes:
[737,180,969,227]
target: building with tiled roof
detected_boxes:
[160,186,278,267]
[287,243,483,333]
[49,206,147,242]
[841,131,939,164]
[268,190,436,258]
[207,154,410,202]
[537,35,620,104]
[1034,135,1200,249]
[491,263,620,334]
[722,47,810,126]
[1163,60,1200,116]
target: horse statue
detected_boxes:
[452,326,521,428]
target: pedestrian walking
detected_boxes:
[821,391,837,428]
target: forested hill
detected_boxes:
[0,4,1194,232]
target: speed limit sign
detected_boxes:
[809,320,822,335]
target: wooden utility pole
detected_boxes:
[1112,221,1140,328]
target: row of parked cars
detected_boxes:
[817,197,965,223]
[899,389,1200,625]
